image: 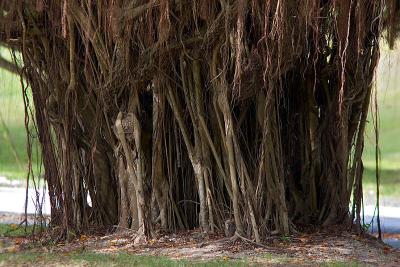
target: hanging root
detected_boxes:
[0,0,393,240]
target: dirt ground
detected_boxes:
[1,226,399,266]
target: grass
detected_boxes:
[362,46,400,198]
[0,248,369,266]
[0,246,369,266]
[0,223,34,237]
[363,167,400,197]
[0,251,183,267]
[0,223,49,239]
[0,250,249,267]
[0,48,40,180]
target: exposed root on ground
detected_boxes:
[1,227,399,265]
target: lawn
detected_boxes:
[0,49,40,180]
[0,251,363,267]
[362,46,400,198]
[0,252,203,267]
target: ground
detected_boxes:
[0,225,399,266]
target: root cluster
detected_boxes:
[0,0,392,241]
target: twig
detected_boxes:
[234,232,269,249]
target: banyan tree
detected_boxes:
[0,1,399,241]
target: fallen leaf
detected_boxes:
[383,247,391,254]
[7,246,19,253]
[79,234,88,241]
[299,237,307,243]
[14,237,24,245]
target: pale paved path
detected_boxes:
[0,186,50,215]
[364,206,400,234]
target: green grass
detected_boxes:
[0,248,369,266]
[362,47,400,197]
[363,167,400,197]
[0,223,49,239]
[0,223,34,237]
[0,251,249,267]
[0,48,40,180]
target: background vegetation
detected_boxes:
[363,44,400,197]
[0,49,40,180]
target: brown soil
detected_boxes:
[2,227,399,266]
